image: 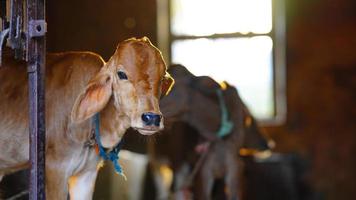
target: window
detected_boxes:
[157,0,286,124]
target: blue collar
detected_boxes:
[93,113,126,179]
[215,89,234,138]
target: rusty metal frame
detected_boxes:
[9,0,25,59]
[27,0,46,199]
[1,0,47,199]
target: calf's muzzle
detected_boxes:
[141,112,162,127]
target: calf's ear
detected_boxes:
[161,72,175,97]
[71,73,113,123]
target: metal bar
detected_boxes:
[9,0,25,59]
[26,0,46,199]
[172,32,272,41]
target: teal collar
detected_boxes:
[215,89,234,138]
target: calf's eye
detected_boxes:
[117,71,128,80]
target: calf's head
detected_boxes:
[71,37,174,135]
[160,65,222,139]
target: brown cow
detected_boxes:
[153,64,271,200]
[0,37,173,200]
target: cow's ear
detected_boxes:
[71,73,113,123]
[161,72,175,97]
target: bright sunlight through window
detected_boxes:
[172,36,274,119]
[171,0,272,35]
[169,0,282,121]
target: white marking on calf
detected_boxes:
[69,170,98,200]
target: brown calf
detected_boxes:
[0,37,173,200]
[155,64,270,200]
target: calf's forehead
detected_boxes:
[118,41,166,82]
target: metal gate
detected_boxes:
[1,0,46,199]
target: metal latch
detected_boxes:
[28,20,47,38]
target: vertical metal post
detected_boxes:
[26,0,46,199]
[9,0,25,59]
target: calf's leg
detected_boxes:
[225,171,239,200]
[194,167,214,200]
[46,166,70,200]
[225,157,240,200]
[68,170,98,200]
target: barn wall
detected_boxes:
[265,0,356,199]
[46,0,356,199]
[47,0,157,60]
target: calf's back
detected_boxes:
[0,49,104,172]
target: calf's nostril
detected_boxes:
[153,115,161,126]
[141,113,151,123]
[141,112,161,126]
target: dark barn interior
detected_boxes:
[0,0,355,200]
